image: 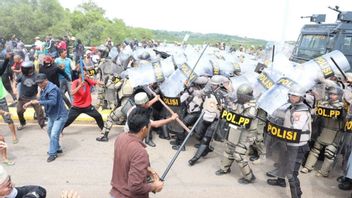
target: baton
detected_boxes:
[160,112,205,181]
[146,86,191,133]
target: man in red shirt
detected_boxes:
[110,107,163,198]
[62,69,104,131]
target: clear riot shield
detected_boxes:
[209,59,240,77]
[295,50,350,81]
[254,70,281,98]
[132,48,157,61]
[128,59,176,87]
[160,57,177,78]
[343,118,352,177]
[108,47,119,60]
[159,63,197,98]
[230,72,259,99]
[239,56,258,74]
[117,47,133,69]
[100,60,124,76]
[257,77,302,115]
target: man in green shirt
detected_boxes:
[0,53,17,143]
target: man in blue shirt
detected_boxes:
[24,73,68,162]
[55,49,72,108]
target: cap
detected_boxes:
[43,55,53,63]
[35,73,48,83]
[134,92,149,105]
[85,50,92,56]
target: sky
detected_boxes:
[59,0,352,42]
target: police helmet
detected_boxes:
[210,75,229,86]
[193,76,209,85]
[97,45,109,58]
[236,83,253,104]
[137,51,151,61]
[327,86,343,96]
[288,86,306,97]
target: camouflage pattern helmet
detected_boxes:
[237,83,253,96]
[236,83,253,104]
[327,86,343,96]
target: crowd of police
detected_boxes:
[1,34,352,198]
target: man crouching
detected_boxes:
[110,107,163,198]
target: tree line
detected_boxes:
[0,0,266,47]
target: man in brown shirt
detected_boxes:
[110,107,164,198]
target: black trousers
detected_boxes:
[15,185,46,198]
[64,105,104,130]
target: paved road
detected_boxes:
[0,123,349,198]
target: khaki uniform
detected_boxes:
[101,79,133,135]
[303,100,344,176]
[219,99,258,181]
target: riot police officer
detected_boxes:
[170,76,208,151]
[188,75,230,166]
[215,83,258,184]
[267,86,311,198]
[301,86,344,177]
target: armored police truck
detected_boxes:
[290,6,352,68]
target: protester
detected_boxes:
[16,61,45,130]
[24,73,68,162]
[110,107,164,198]
[0,54,17,143]
[55,49,73,108]
[39,55,70,88]
[62,69,104,132]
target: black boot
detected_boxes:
[267,178,287,187]
[96,133,109,142]
[145,132,156,147]
[339,179,352,190]
[172,132,186,150]
[159,125,170,140]
[172,145,185,151]
[201,145,214,157]
[188,144,208,166]
[249,146,259,161]
[288,178,302,198]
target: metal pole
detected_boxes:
[146,86,191,133]
[160,112,205,181]
[271,45,275,62]
[330,57,347,81]
[79,57,86,91]
[185,44,209,85]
